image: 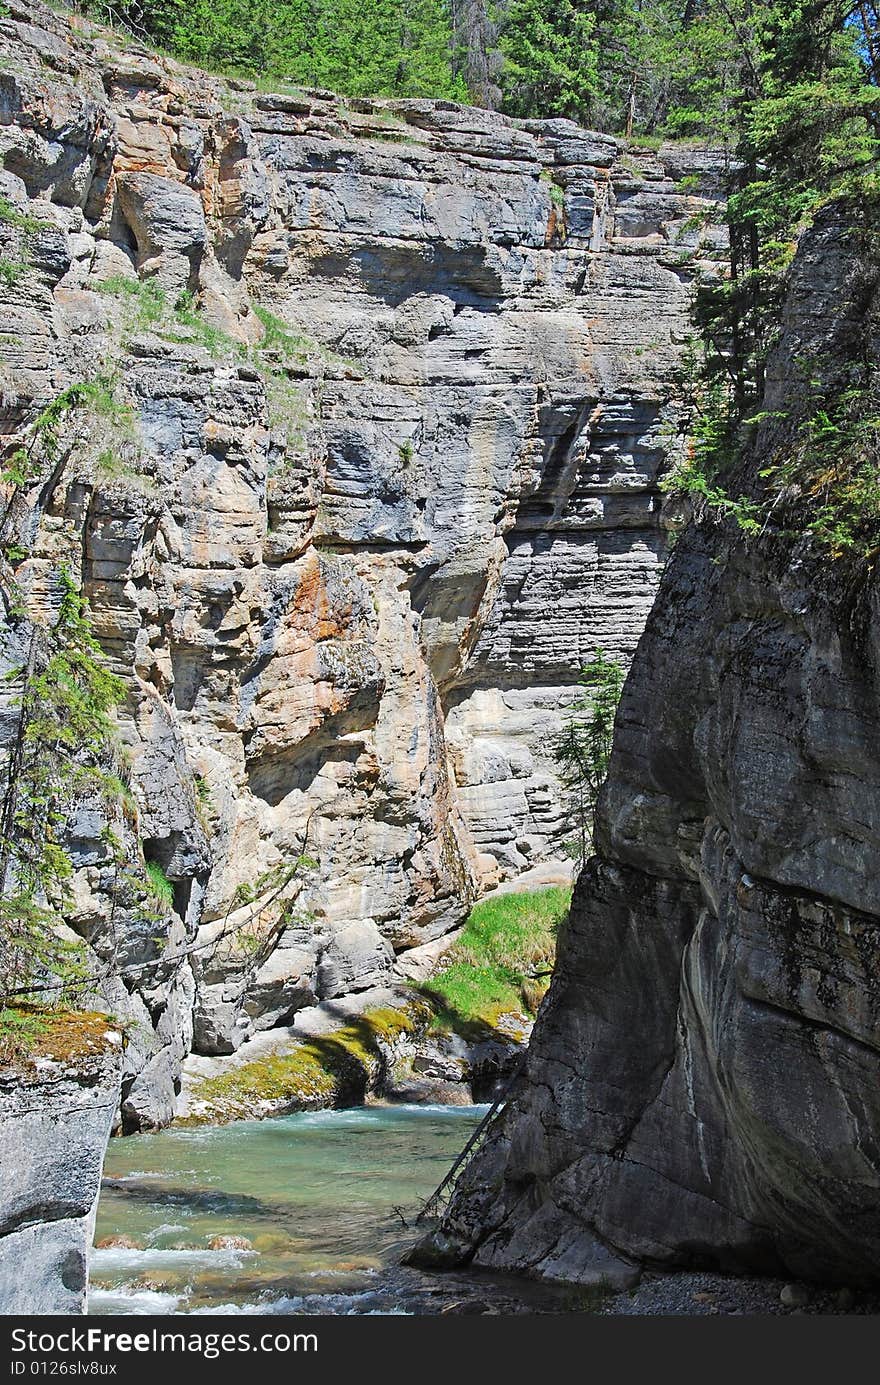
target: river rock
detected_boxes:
[780,1284,811,1309]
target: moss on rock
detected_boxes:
[179,1001,431,1126]
[0,1007,121,1069]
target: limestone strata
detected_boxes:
[417,207,880,1287]
[0,1,723,1123]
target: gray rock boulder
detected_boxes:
[120,1047,177,1133]
[116,172,207,295]
[315,919,395,999]
[0,1033,121,1313]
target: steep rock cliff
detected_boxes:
[0,1016,121,1312]
[417,206,880,1287]
[0,1,723,1126]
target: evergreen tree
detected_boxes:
[665,3,880,560]
[554,650,625,866]
[83,0,462,97]
[495,0,600,121]
[396,0,468,97]
[693,3,880,434]
[0,568,127,1020]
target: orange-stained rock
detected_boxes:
[0,0,726,1106]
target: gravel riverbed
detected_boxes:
[599,1270,878,1315]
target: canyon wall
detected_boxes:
[0,0,723,1128]
[417,205,880,1287]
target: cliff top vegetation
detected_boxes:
[70,1,873,142]
[69,2,880,566]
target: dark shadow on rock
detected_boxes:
[100,1181,281,1218]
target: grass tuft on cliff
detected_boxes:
[420,886,570,1040]
[144,860,174,909]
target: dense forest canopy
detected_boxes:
[81,1,880,137]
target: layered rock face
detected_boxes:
[0,1,722,1126]
[420,208,880,1286]
[0,1023,121,1312]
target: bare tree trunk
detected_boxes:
[625,71,637,137]
[857,1,880,86]
[452,0,501,107]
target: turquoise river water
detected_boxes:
[89,1104,568,1315]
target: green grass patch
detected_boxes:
[172,291,242,357]
[0,1006,49,1063]
[97,277,237,355]
[97,275,352,382]
[253,303,356,375]
[253,303,312,362]
[0,195,51,235]
[0,257,26,286]
[144,861,174,909]
[96,275,166,327]
[420,886,570,1040]
[623,132,665,151]
[539,168,566,209]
